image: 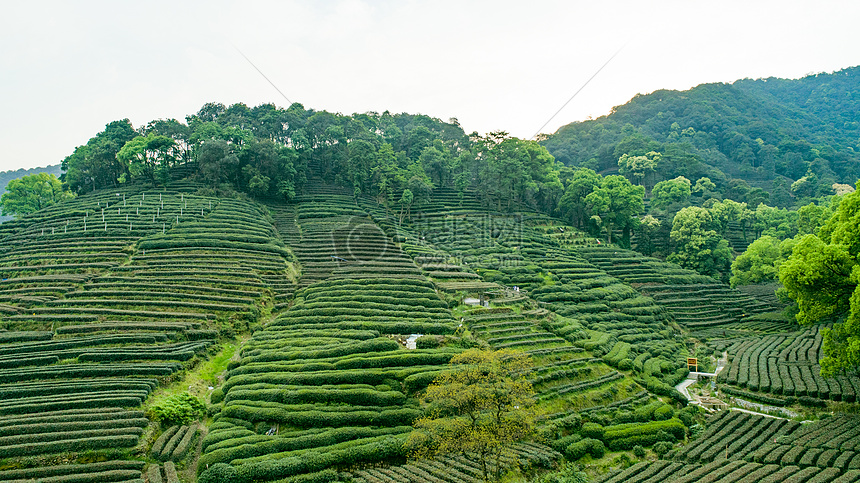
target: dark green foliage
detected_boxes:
[210,387,225,404]
[233,434,408,482]
[603,418,686,450]
[403,371,443,394]
[798,395,826,407]
[542,67,860,208]
[678,405,700,427]
[151,425,180,459]
[548,434,582,453]
[653,441,673,456]
[564,438,605,460]
[198,463,239,483]
[148,393,205,427]
[0,434,139,457]
[580,422,604,440]
[147,465,163,483]
[220,404,421,428]
[0,460,144,481]
[199,426,411,468]
[164,461,179,483]
[169,423,199,461]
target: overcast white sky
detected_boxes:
[1,0,858,171]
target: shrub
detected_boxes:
[678,405,699,427]
[653,441,673,457]
[0,434,138,458]
[564,438,604,460]
[403,371,443,394]
[170,423,199,461]
[148,393,205,427]
[617,358,633,370]
[233,434,407,480]
[164,461,179,483]
[199,426,410,468]
[589,439,606,458]
[151,426,180,458]
[653,405,674,421]
[160,425,188,461]
[798,396,826,407]
[580,422,604,440]
[549,434,582,453]
[0,461,144,480]
[632,445,646,457]
[147,464,163,483]
[536,464,589,483]
[415,335,442,349]
[198,463,239,483]
[603,418,686,450]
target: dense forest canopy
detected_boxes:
[59,103,565,218]
[541,66,860,209]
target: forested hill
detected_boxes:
[541,66,860,208]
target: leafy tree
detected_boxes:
[408,349,537,482]
[197,139,240,187]
[347,139,377,193]
[637,214,661,256]
[371,143,404,206]
[780,184,860,375]
[692,177,716,196]
[62,119,137,194]
[585,175,644,247]
[557,168,601,228]
[471,133,562,212]
[797,201,831,235]
[117,133,178,184]
[142,118,193,163]
[0,173,74,217]
[651,176,691,209]
[667,206,732,279]
[618,151,661,188]
[238,139,298,199]
[730,235,782,287]
[398,189,414,224]
[752,203,797,240]
[705,199,755,243]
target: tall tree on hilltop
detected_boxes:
[62,119,137,194]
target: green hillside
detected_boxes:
[0,172,854,482]
[1,69,859,482]
[541,66,860,208]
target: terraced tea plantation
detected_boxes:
[2,178,859,483]
[0,183,293,481]
[364,189,693,406]
[715,325,860,404]
[598,411,860,483]
[200,186,462,482]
